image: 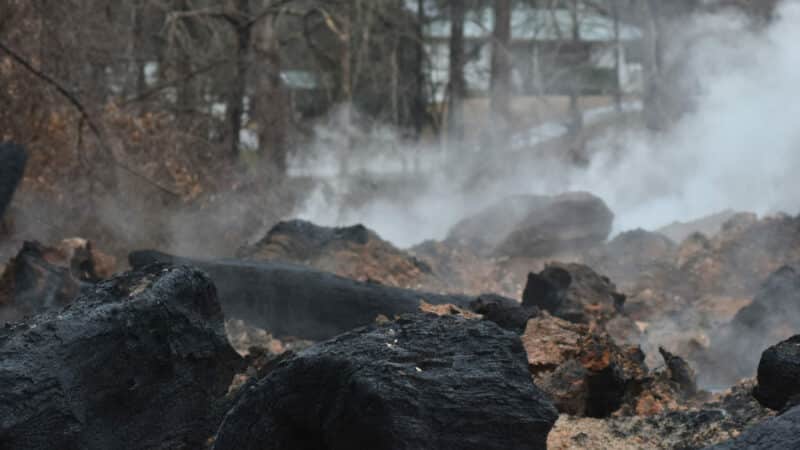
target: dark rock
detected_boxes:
[494,192,614,258]
[0,265,242,450]
[707,405,800,449]
[537,359,590,415]
[0,142,27,220]
[522,262,626,325]
[447,192,613,258]
[447,194,549,254]
[213,314,558,450]
[660,347,698,396]
[754,335,800,410]
[129,250,475,341]
[469,293,537,332]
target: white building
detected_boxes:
[425,4,643,102]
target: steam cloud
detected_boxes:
[294,2,800,248]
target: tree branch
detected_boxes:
[0,40,180,198]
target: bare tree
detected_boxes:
[251,12,288,176]
[566,0,583,137]
[490,0,512,130]
[447,0,466,141]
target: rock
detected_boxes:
[494,192,614,258]
[238,220,439,289]
[446,192,613,258]
[447,194,551,254]
[469,294,536,332]
[707,405,800,449]
[0,264,242,449]
[754,335,800,410]
[522,312,587,374]
[584,229,676,288]
[213,314,558,450]
[0,142,27,220]
[659,347,698,397]
[522,263,626,326]
[0,240,116,324]
[129,250,477,341]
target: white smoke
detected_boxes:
[293,2,800,248]
[571,2,800,232]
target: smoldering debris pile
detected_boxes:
[237,219,441,290]
[5,179,800,449]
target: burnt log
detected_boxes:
[0,265,242,450]
[213,313,559,450]
[129,250,480,341]
[0,142,27,220]
[754,335,800,410]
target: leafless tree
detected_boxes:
[447,0,466,141]
[490,0,512,131]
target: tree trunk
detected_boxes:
[227,7,251,159]
[490,0,512,129]
[447,0,466,142]
[174,0,196,113]
[642,0,665,131]
[612,0,622,112]
[567,0,583,137]
[252,14,288,178]
[413,0,426,140]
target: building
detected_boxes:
[425,3,644,102]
